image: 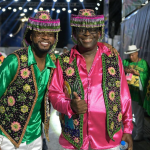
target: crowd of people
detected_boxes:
[0,8,150,150]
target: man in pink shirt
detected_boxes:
[49,9,133,150]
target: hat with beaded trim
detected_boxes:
[70,9,104,44]
[23,10,61,52]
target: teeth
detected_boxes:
[41,42,48,45]
[83,39,92,42]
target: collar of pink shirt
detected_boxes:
[69,42,112,64]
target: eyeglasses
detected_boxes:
[34,31,55,38]
[76,27,99,35]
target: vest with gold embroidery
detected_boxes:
[0,48,56,148]
[58,51,122,149]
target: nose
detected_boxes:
[84,29,90,35]
[42,33,49,39]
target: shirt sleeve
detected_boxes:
[0,54,18,98]
[48,59,74,119]
[139,60,150,90]
[119,56,133,134]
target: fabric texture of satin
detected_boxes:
[0,46,56,144]
[49,42,133,150]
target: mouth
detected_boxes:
[81,39,92,43]
[40,42,50,47]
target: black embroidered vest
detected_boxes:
[58,51,122,149]
[0,48,56,148]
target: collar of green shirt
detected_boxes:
[27,45,56,69]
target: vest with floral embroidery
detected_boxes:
[58,51,122,149]
[0,48,56,148]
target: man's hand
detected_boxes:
[124,68,132,74]
[130,69,140,76]
[70,92,87,114]
[103,42,119,56]
[122,133,133,150]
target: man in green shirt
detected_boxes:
[123,45,149,141]
[0,11,60,150]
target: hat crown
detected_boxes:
[78,9,95,16]
[128,45,138,51]
[34,11,51,20]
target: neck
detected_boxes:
[77,44,98,58]
[133,57,139,62]
[32,48,47,71]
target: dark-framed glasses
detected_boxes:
[76,27,99,35]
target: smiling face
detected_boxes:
[75,27,100,51]
[30,31,55,54]
[129,51,138,62]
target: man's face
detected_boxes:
[129,52,138,62]
[76,27,100,50]
[63,48,68,53]
[30,31,55,53]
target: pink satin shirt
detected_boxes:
[49,42,133,150]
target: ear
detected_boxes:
[98,30,101,37]
[30,33,32,42]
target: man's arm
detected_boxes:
[0,54,18,149]
[48,59,75,118]
[119,56,133,150]
[0,54,18,98]
[48,59,87,117]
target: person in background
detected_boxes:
[0,52,7,66]
[63,46,69,53]
[49,9,133,150]
[0,10,60,150]
[123,45,149,141]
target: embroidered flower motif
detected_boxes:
[11,122,21,132]
[21,105,28,113]
[29,79,32,82]
[15,137,19,141]
[116,81,120,87]
[39,13,50,20]
[109,91,115,101]
[74,137,79,143]
[110,122,114,130]
[29,96,33,99]
[118,112,122,122]
[20,68,30,79]
[2,121,5,125]
[113,105,118,112]
[64,81,71,98]
[81,9,92,16]
[23,84,31,92]
[8,96,15,106]
[0,106,5,113]
[73,119,79,126]
[21,55,27,62]
[18,93,26,101]
[50,54,56,62]
[107,60,110,63]
[65,67,75,76]
[63,56,70,63]
[108,67,116,76]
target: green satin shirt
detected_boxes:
[0,46,56,144]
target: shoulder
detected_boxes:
[0,54,18,70]
[140,59,149,66]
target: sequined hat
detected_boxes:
[70,9,104,44]
[23,10,61,51]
